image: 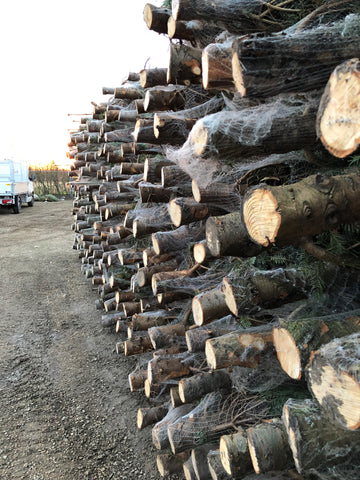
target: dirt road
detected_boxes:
[0,201,177,480]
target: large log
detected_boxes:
[202,42,235,92]
[317,58,360,158]
[192,286,230,326]
[207,450,232,480]
[185,93,318,159]
[153,115,195,146]
[144,85,186,112]
[306,332,360,430]
[219,430,253,478]
[232,13,360,98]
[282,398,360,474]
[273,313,360,380]
[139,68,168,89]
[191,443,219,480]
[243,171,360,249]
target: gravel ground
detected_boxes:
[0,200,181,480]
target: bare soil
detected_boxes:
[0,201,179,480]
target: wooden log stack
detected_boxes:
[67,1,360,479]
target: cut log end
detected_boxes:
[231,51,246,97]
[308,358,360,430]
[190,121,209,157]
[318,58,360,158]
[273,327,302,380]
[243,188,281,247]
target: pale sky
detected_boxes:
[0,0,170,167]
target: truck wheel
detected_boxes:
[13,196,21,214]
[28,196,34,207]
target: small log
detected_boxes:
[152,222,205,255]
[152,403,194,450]
[207,450,231,480]
[206,211,263,258]
[128,364,148,391]
[222,268,308,316]
[202,42,235,91]
[306,332,360,430]
[131,310,179,331]
[137,404,169,430]
[219,430,252,478]
[282,398,360,474]
[167,43,202,85]
[144,378,172,399]
[134,118,161,144]
[183,457,197,480]
[124,336,153,356]
[247,418,294,474]
[135,261,178,288]
[192,180,240,207]
[147,351,205,385]
[135,98,145,114]
[156,451,191,477]
[193,240,213,265]
[170,386,183,408]
[114,86,143,100]
[144,85,186,112]
[148,323,186,350]
[118,110,138,122]
[243,171,360,248]
[140,181,192,203]
[154,115,194,145]
[169,197,226,227]
[192,286,230,326]
[144,157,174,184]
[161,164,192,187]
[186,315,241,352]
[178,369,232,404]
[143,3,171,34]
[192,443,219,480]
[140,67,168,88]
[273,314,360,380]
[205,325,274,370]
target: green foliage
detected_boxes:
[260,384,310,417]
[161,0,171,8]
[348,155,360,167]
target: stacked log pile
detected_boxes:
[67,1,360,479]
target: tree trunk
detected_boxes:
[143,3,171,34]
[219,430,253,477]
[205,325,274,370]
[167,43,203,86]
[247,418,294,474]
[131,310,180,331]
[192,286,230,326]
[306,332,360,430]
[317,58,360,158]
[140,67,168,88]
[191,443,219,480]
[273,314,360,380]
[178,369,232,404]
[243,171,360,248]
[282,398,360,474]
[186,94,318,158]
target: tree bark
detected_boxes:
[191,443,219,480]
[202,42,235,91]
[131,310,180,331]
[186,315,241,352]
[243,171,360,248]
[169,197,227,227]
[161,164,192,187]
[137,404,169,430]
[156,451,191,477]
[317,58,360,158]
[114,86,143,100]
[124,335,153,356]
[306,332,360,430]
[135,261,179,288]
[273,314,360,380]
[183,457,197,480]
[144,85,186,112]
[207,449,232,480]
[147,351,205,386]
[153,116,195,145]
[148,323,187,350]
[152,403,194,450]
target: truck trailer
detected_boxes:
[0,159,35,213]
